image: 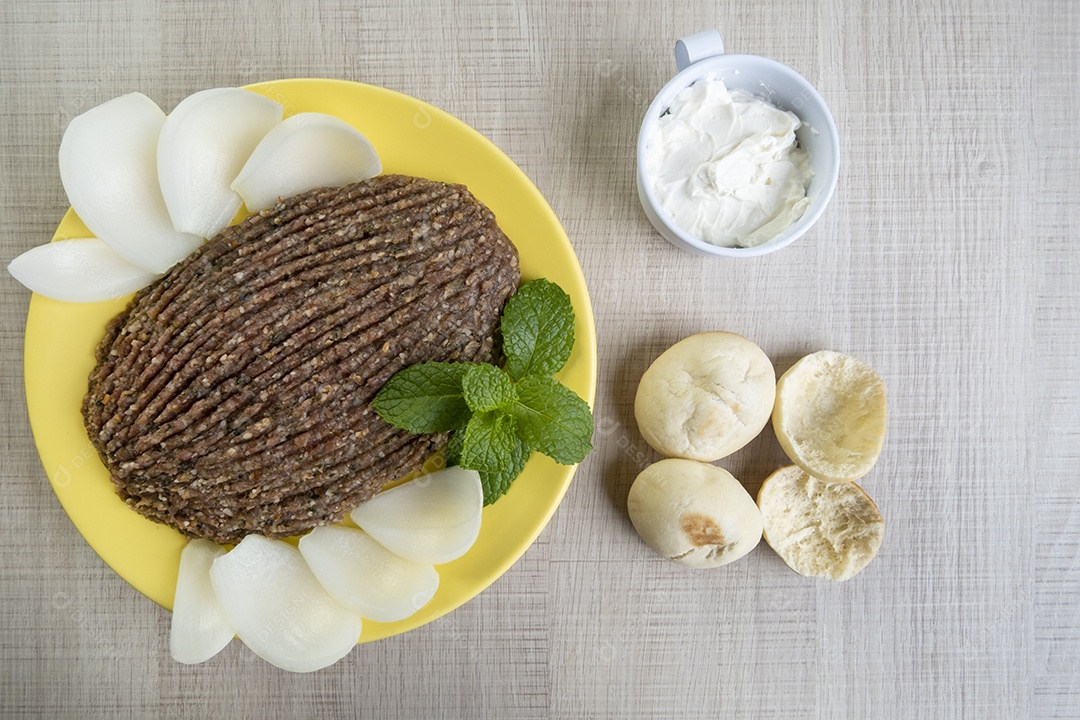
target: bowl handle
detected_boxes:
[675,29,725,71]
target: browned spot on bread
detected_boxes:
[681,513,726,547]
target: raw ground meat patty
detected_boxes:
[82,174,521,544]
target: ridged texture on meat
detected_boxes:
[82,174,520,544]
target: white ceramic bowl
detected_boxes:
[637,30,840,258]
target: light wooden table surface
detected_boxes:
[1,1,1075,718]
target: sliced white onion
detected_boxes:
[158,88,283,238]
[350,466,483,565]
[59,92,203,273]
[299,525,439,623]
[231,112,382,211]
[170,539,234,665]
[6,238,160,302]
[209,535,362,673]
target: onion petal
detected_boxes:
[7,238,160,302]
[210,535,362,673]
[350,466,483,565]
[158,88,283,238]
[299,525,439,623]
[231,112,382,211]
[58,92,203,273]
[170,539,234,665]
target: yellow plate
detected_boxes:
[23,79,596,644]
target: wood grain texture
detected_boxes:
[0,0,1074,718]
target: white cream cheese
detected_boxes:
[645,76,813,248]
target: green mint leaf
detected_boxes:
[501,278,576,380]
[372,361,472,434]
[459,410,519,473]
[462,363,518,413]
[476,437,531,505]
[511,375,593,465]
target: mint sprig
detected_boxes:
[372,278,593,505]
